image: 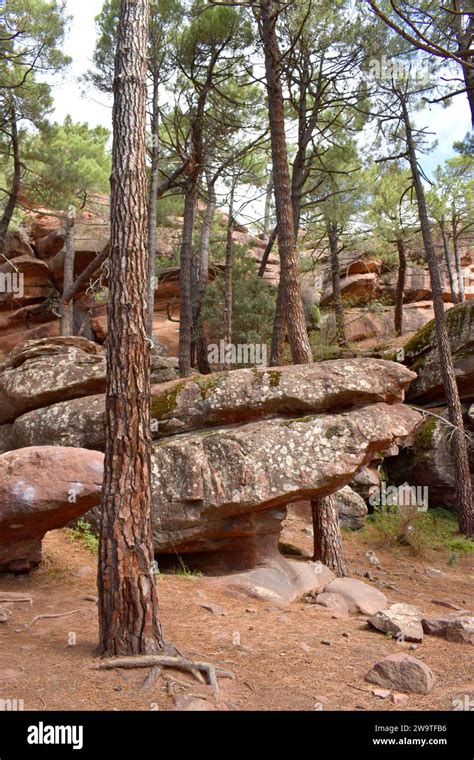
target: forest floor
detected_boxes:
[0,513,472,712]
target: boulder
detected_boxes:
[0,446,104,573]
[12,395,106,451]
[368,603,424,642]
[0,337,106,424]
[314,592,350,615]
[321,272,380,306]
[334,485,368,530]
[0,256,56,308]
[151,403,420,570]
[323,578,388,615]
[422,613,474,644]
[149,359,416,439]
[214,559,335,603]
[365,653,436,694]
[386,405,474,511]
[405,302,474,404]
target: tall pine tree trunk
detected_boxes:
[311,495,348,577]
[440,221,458,304]
[178,183,198,377]
[328,222,346,347]
[256,0,312,365]
[98,0,164,656]
[223,183,235,367]
[60,210,76,337]
[394,236,406,336]
[453,221,465,303]
[400,92,473,537]
[147,69,160,339]
[193,172,215,374]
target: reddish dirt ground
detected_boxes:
[0,515,472,712]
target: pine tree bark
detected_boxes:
[178,183,198,377]
[440,221,458,304]
[400,91,473,537]
[192,172,215,374]
[60,209,76,337]
[453,218,465,303]
[311,495,349,577]
[223,183,235,367]
[98,0,164,656]
[146,68,160,339]
[256,0,312,365]
[394,236,406,336]
[328,222,346,347]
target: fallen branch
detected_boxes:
[92,655,233,701]
[28,609,80,627]
[0,593,33,605]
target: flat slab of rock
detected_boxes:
[365,653,436,694]
[314,592,350,616]
[422,613,474,644]
[0,446,104,573]
[214,559,335,604]
[369,603,424,642]
[323,577,388,615]
[150,359,416,438]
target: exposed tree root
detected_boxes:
[92,655,234,701]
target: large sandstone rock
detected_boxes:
[320,302,454,346]
[323,577,388,615]
[405,302,474,404]
[0,446,104,573]
[0,337,106,424]
[3,359,416,453]
[386,405,474,510]
[150,403,420,571]
[369,603,424,642]
[365,653,436,694]
[150,359,416,439]
[422,613,474,644]
[213,559,335,603]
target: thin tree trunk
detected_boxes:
[146,69,160,339]
[193,173,215,374]
[0,106,21,256]
[394,236,407,336]
[270,282,286,365]
[223,183,235,367]
[60,210,76,337]
[453,221,465,303]
[311,495,349,577]
[263,175,273,235]
[256,0,312,365]
[258,224,278,278]
[328,222,346,347]
[178,183,198,377]
[401,92,473,537]
[98,0,163,656]
[440,220,458,304]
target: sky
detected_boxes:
[49,0,471,193]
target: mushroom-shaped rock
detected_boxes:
[0,446,104,573]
